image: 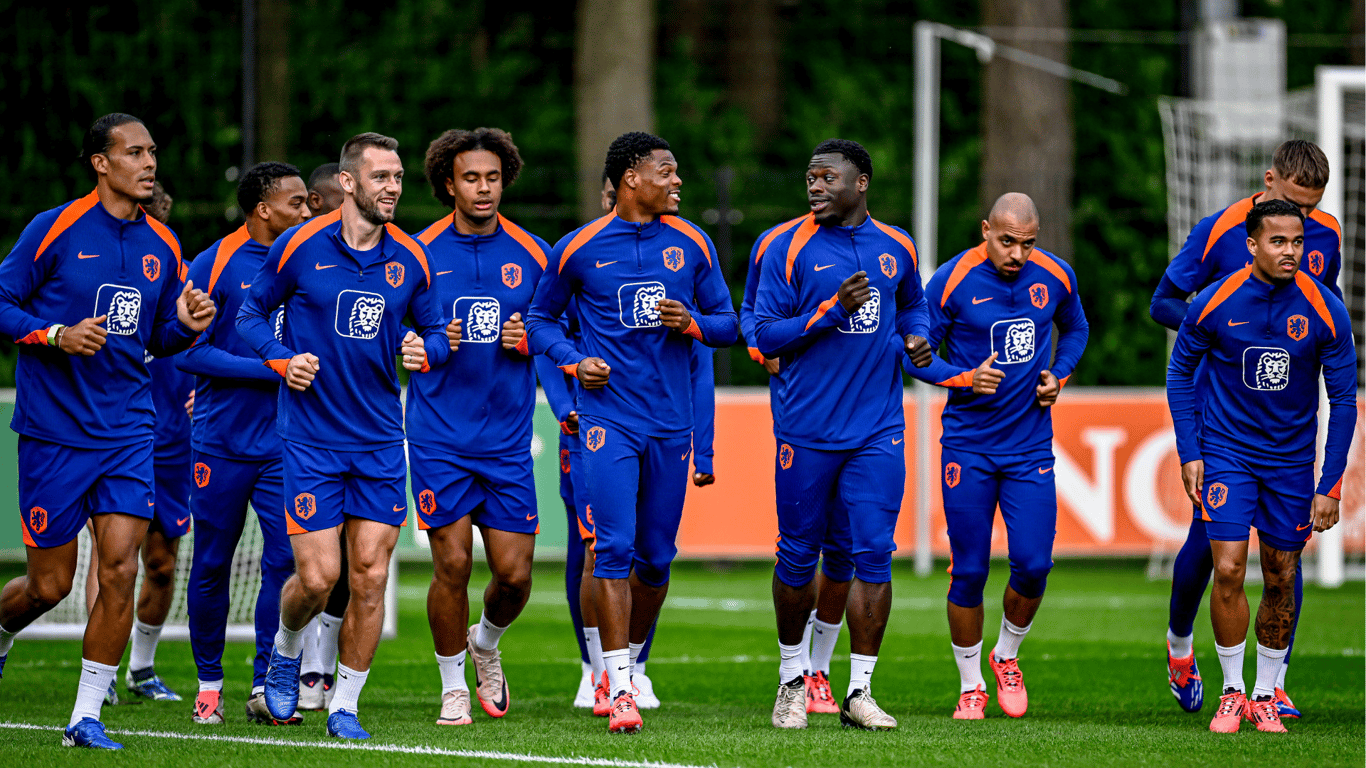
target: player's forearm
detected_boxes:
[753,299,849,358]
[535,356,575,422]
[1166,368,1200,462]
[1050,324,1090,383]
[148,317,199,358]
[902,352,974,389]
[420,328,450,369]
[686,309,739,348]
[177,342,279,382]
[235,307,296,363]
[0,304,59,345]
[1316,399,1357,498]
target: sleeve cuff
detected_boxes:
[266,359,289,378]
[747,346,764,364]
[682,316,703,341]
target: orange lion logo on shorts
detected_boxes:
[559,448,571,474]
[294,493,317,520]
[1286,314,1308,342]
[585,426,606,452]
[945,462,962,489]
[28,506,48,535]
[1206,483,1228,510]
[879,253,897,279]
[143,254,161,282]
[194,462,211,488]
[778,443,794,470]
[418,489,436,516]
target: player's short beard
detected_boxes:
[355,184,394,226]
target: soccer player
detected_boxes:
[180,161,311,725]
[0,113,216,749]
[740,212,851,716]
[752,139,967,730]
[1167,199,1355,734]
[527,132,738,734]
[306,163,344,218]
[238,132,458,740]
[1151,140,1342,717]
[906,193,1089,719]
[408,127,551,726]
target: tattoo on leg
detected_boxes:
[1255,546,1299,649]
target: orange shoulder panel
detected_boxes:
[416,213,453,246]
[144,214,182,269]
[1028,252,1072,293]
[661,216,713,267]
[206,225,253,296]
[785,217,821,284]
[940,244,987,308]
[1293,271,1336,338]
[386,223,433,287]
[559,212,616,271]
[499,214,548,269]
[756,215,809,265]
[1202,196,1257,262]
[278,210,341,273]
[1195,266,1253,325]
[870,218,918,271]
[34,191,100,261]
[1308,208,1342,250]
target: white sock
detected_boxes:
[1252,644,1288,699]
[952,641,987,693]
[1276,659,1289,690]
[635,661,647,677]
[300,616,324,676]
[69,659,117,727]
[317,613,343,674]
[603,648,631,699]
[473,612,509,651]
[848,653,877,697]
[0,622,17,656]
[128,618,162,672]
[993,616,1031,660]
[274,622,305,659]
[778,641,804,684]
[1166,628,1194,659]
[628,642,644,678]
[584,626,606,679]
[251,685,264,696]
[1216,641,1246,693]
[811,618,842,675]
[435,651,467,694]
[329,662,368,714]
[198,678,224,693]
[798,610,815,674]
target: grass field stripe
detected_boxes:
[0,721,719,767]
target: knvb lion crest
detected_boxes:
[28,506,47,535]
[559,448,571,474]
[1286,314,1309,342]
[879,253,897,279]
[458,298,501,343]
[502,262,522,289]
[945,462,961,489]
[418,489,437,516]
[619,282,666,328]
[1206,483,1228,510]
[194,462,211,488]
[663,246,685,272]
[1306,250,1324,276]
[585,426,606,452]
[294,492,317,521]
[840,288,880,334]
[778,443,794,470]
[1029,283,1049,309]
[385,261,405,288]
[143,254,161,282]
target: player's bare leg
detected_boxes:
[0,537,80,645]
[593,574,643,732]
[1246,542,1297,733]
[1207,539,1251,732]
[464,527,533,718]
[986,585,1042,718]
[426,517,473,724]
[263,524,341,720]
[842,578,895,729]
[336,518,400,672]
[124,529,181,700]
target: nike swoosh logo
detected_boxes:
[963,652,979,659]
[147,500,155,506]
[1296,524,1311,531]
[437,270,453,276]
[892,438,903,444]
[616,665,629,671]
[595,260,618,268]
[526,513,537,521]
[813,264,835,271]
[78,251,100,259]
[972,296,993,305]
[240,282,251,289]
[393,505,406,512]
[176,517,190,527]
[682,452,690,460]
[1228,320,1249,327]
[1038,467,1052,474]
[315,263,338,270]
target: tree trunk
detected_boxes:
[257,0,290,163]
[725,0,781,145]
[980,0,1074,262]
[575,0,656,223]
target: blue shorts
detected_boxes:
[152,453,193,539]
[17,436,154,548]
[189,451,288,539]
[580,416,691,586]
[942,446,1057,607]
[773,430,904,587]
[559,431,595,543]
[410,443,538,535]
[283,440,408,533]
[1202,450,1314,552]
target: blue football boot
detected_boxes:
[126,667,182,701]
[62,718,123,749]
[1167,642,1204,713]
[326,709,370,740]
[263,647,302,721]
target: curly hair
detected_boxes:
[424,128,523,209]
[811,138,873,180]
[1246,198,1304,237]
[145,181,173,223]
[603,131,670,189]
[236,161,303,218]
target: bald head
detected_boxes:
[988,192,1039,228]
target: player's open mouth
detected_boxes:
[668,190,681,202]
[379,197,397,207]
[474,200,493,210]
[809,198,830,212]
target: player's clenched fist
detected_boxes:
[1310,493,1340,532]
[904,335,932,368]
[286,352,320,392]
[501,312,525,350]
[177,279,216,332]
[972,352,1004,394]
[1180,459,1204,508]
[446,317,463,351]
[837,271,871,313]
[400,331,427,371]
[657,299,692,331]
[60,315,108,356]
[577,357,611,390]
[1035,369,1061,408]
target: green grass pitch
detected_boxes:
[0,558,1360,767]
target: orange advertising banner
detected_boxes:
[677,388,1365,558]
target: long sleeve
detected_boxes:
[740,246,765,363]
[1049,282,1090,384]
[894,266,930,342]
[0,217,58,344]
[690,342,716,475]
[682,243,739,348]
[178,338,279,382]
[536,352,576,425]
[237,247,299,375]
[1165,214,1217,296]
[1149,274,1191,331]
[526,256,584,374]
[147,249,198,358]
[409,272,451,370]
[1166,306,1214,464]
[752,252,852,358]
[1317,301,1359,498]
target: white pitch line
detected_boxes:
[0,722,719,768]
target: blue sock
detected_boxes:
[1168,517,1214,638]
[638,616,658,664]
[1284,556,1303,670]
[564,501,589,665]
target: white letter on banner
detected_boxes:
[1053,427,1127,543]
[1123,428,1190,543]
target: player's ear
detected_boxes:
[90,153,109,177]
[980,219,990,241]
[338,170,355,195]
[1246,236,1256,258]
[857,174,869,193]
[255,201,270,222]
[1263,167,1276,190]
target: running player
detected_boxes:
[740,213,852,716]
[1151,140,1341,717]
[752,139,968,730]
[0,113,216,749]
[526,131,738,734]
[306,163,344,218]
[239,132,459,740]
[906,193,1089,719]
[180,161,311,725]
[409,127,551,726]
[1167,199,1355,734]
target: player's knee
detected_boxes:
[142,554,176,588]
[296,560,341,600]
[633,560,669,588]
[1211,557,1246,589]
[433,546,472,587]
[26,571,74,609]
[820,550,855,583]
[1008,564,1051,600]
[492,560,533,597]
[852,553,892,585]
[947,566,988,608]
[97,550,140,592]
